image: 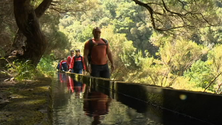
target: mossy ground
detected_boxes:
[0,73,52,125]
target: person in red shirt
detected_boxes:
[67,50,74,69]
[59,58,68,71]
[69,49,86,74]
[84,27,114,78]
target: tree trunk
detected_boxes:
[13,0,52,66]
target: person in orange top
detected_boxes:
[84,27,114,78]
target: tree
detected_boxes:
[13,0,52,66]
[11,0,94,66]
[112,1,157,56]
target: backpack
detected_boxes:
[57,62,60,70]
[88,38,108,64]
[61,62,68,71]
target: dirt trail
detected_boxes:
[0,74,52,125]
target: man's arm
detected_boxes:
[84,42,90,73]
[82,56,86,71]
[69,57,74,70]
[107,44,114,72]
[67,56,71,67]
[59,61,62,70]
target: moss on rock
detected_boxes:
[0,77,52,125]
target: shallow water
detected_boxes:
[52,73,213,125]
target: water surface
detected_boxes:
[52,73,213,125]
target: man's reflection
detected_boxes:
[83,85,111,125]
[58,73,68,84]
[68,76,86,98]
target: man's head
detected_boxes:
[70,50,74,56]
[92,27,101,40]
[75,49,80,56]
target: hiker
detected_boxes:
[84,27,114,78]
[59,58,68,71]
[69,49,86,74]
[67,50,74,69]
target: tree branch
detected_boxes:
[131,0,218,31]
[161,0,183,16]
[131,0,158,30]
[204,72,222,92]
[35,0,53,18]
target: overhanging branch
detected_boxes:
[132,0,158,31]
[131,0,218,31]
[35,0,53,18]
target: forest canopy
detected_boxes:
[1,0,222,93]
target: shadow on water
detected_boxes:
[53,73,221,125]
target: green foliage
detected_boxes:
[197,26,222,46]
[5,54,58,81]
[184,60,214,90]
[159,38,205,76]
[206,44,222,88]
[120,44,138,69]
[37,54,56,77]
[208,44,222,72]
[40,12,70,59]
[112,1,155,56]
[7,60,36,81]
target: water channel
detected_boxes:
[52,73,215,125]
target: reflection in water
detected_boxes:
[83,85,111,125]
[53,73,162,125]
[53,73,215,125]
[68,76,86,98]
[58,73,68,84]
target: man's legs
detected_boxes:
[74,69,83,74]
[79,69,83,74]
[100,64,110,78]
[90,64,101,77]
[91,64,110,78]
